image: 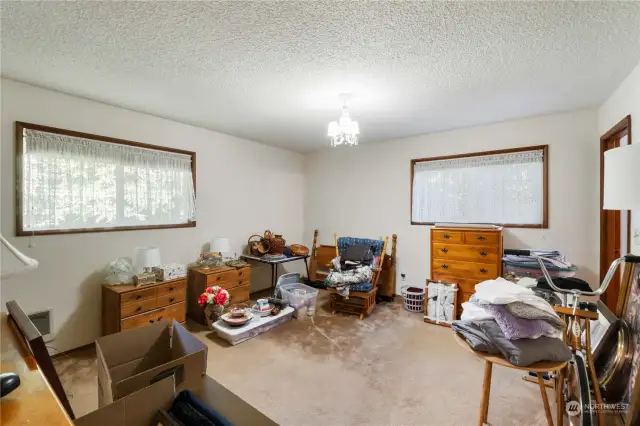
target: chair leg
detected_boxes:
[359,313,364,320]
[556,368,564,426]
[478,361,492,426]
[538,373,554,426]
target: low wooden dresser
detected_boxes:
[102,277,187,335]
[430,226,503,317]
[188,265,251,325]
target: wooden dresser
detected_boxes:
[430,227,503,316]
[188,265,251,325]
[102,277,186,335]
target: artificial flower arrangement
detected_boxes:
[197,285,230,308]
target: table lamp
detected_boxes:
[210,238,230,257]
[134,246,161,273]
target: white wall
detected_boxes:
[598,61,640,254]
[0,79,305,352]
[305,109,600,293]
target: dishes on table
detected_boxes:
[220,311,253,327]
[252,302,274,317]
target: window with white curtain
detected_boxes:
[17,123,196,235]
[411,146,547,227]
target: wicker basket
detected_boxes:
[400,285,425,313]
[248,234,270,256]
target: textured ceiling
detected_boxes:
[2,2,640,152]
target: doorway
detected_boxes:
[600,115,631,313]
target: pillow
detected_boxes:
[476,320,572,366]
[481,304,561,340]
[505,301,565,329]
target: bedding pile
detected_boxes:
[324,256,373,298]
[453,278,571,366]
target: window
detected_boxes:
[16,122,196,235]
[411,145,548,228]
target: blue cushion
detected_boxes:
[337,237,385,257]
[349,282,373,292]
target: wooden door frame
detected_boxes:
[600,115,632,304]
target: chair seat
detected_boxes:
[326,282,373,293]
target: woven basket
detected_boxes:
[400,285,425,313]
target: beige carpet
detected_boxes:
[54,290,555,425]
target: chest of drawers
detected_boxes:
[102,278,187,335]
[187,265,251,325]
[430,227,503,317]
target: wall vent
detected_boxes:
[28,308,54,342]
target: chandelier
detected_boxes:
[327,94,359,147]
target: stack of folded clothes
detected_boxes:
[452,278,572,366]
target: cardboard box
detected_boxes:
[95,320,207,406]
[75,375,278,426]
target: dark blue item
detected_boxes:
[0,373,20,397]
[169,390,233,426]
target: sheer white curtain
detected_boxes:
[22,129,196,231]
[412,149,544,225]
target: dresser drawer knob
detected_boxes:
[149,319,154,324]
[443,234,451,239]
[477,235,486,241]
[169,297,175,302]
[238,271,243,276]
[480,251,488,257]
[441,264,449,269]
[136,295,142,300]
[217,276,221,281]
[169,287,175,291]
[136,306,142,312]
[441,248,448,253]
[480,268,488,273]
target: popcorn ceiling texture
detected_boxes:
[2,1,640,152]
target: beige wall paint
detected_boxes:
[598,61,640,255]
[0,79,305,352]
[305,109,600,294]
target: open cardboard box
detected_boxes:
[95,320,207,406]
[75,375,277,426]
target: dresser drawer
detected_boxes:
[120,287,156,305]
[156,280,186,296]
[432,260,498,280]
[157,291,186,307]
[227,283,250,305]
[120,298,157,318]
[165,302,186,323]
[120,307,167,330]
[433,243,498,264]
[432,230,464,243]
[220,277,250,290]
[463,231,499,246]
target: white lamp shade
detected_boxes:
[210,238,230,254]
[604,144,640,210]
[134,246,161,272]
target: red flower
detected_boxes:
[197,294,208,307]
[214,291,227,306]
[205,287,213,294]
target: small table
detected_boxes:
[241,254,310,290]
[454,333,567,426]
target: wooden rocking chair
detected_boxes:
[327,233,389,319]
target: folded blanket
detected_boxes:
[460,301,493,321]
[452,320,500,354]
[505,301,565,329]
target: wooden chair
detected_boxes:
[326,233,389,319]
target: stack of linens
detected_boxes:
[453,278,571,366]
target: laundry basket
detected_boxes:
[400,285,425,313]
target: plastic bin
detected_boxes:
[280,282,319,318]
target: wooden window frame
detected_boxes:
[15,121,197,236]
[410,145,549,228]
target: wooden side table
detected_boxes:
[454,333,568,426]
[187,265,251,325]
